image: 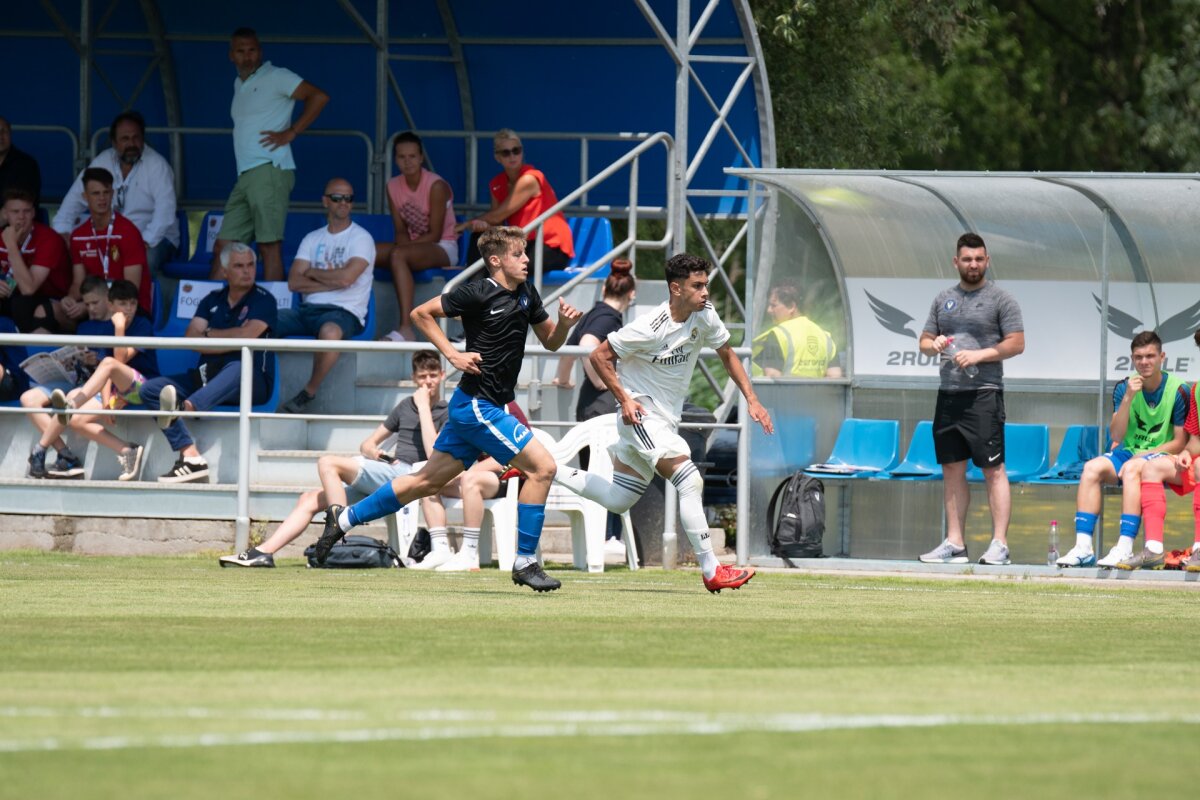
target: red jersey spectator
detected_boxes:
[67,167,151,319]
[0,188,71,332]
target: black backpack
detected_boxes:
[304,535,403,569]
[767,473,825,562]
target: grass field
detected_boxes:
[2,552,1198,799]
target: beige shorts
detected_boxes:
[607,401,691,482]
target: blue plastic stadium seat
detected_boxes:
[804,418,901,480]
[1034,425,1103,484]
[877,421,942,480]
[175,209,190,260]
[162,210,225,281]
[543,217,613,285]
[966,423,1050,482]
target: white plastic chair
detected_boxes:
[537,414,639,573]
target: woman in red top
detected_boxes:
[459,129,575,271]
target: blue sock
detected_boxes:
[1119,513,1140,541]
[1074,511,1097,536]
[516,502,547,557]
[346,483,403,528]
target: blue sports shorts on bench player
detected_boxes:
[434,387,532,470]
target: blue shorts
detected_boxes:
[435,388,532,470]
[1102,448,1135,480]
[276,303,364,339]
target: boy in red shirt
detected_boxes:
[66,167,151,322]
[0,188,71,332]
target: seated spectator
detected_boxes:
[0,188,71,332]
[220,349,449,566]
[66,168,152,323]
[751,283,842,378]
[53,111,180,276]
[459,128,574,271]
[1057,331,1189,569]
[377,132,458,343]
[21,275,116,479]
[552,258,636,556]
[140,242,277,483]
[0,316,30,401]
[275,177,374,413]
[0,117,42,207]
[430,456,521,572]
[47,280,157,481]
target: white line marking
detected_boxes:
[2,711,1198,752]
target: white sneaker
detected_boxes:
[410,549,453,570]
[1056,545,1096,567]
[919,539,968,563]
[604,538,627,558]
[157,384,178,428]
[978,540,1011,566]
[434,550,480,572]
[1097,544,1132,569]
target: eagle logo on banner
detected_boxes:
[1093,294,1200,344]
[865,291,918,339]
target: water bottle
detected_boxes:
[1047,520,1059,566]
[944,336,979,378]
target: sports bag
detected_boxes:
[766,473,825,562]
[304,534,403,569]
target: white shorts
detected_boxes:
[348,456,413,499]
[607,401,691,482]
[437,239,459,266]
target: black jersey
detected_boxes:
[441,275,550,405]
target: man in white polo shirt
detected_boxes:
[275,177,374,413]
[211,27,329,282]
[53,110,180,276]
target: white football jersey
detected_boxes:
[606,301,730,424]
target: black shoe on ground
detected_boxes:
[158,457,209,483]
[47,451,85,479]
[28,450,47,479]
[512,561,561,593]
[278,389,315,414]
[313,504,346,564]
[218,549,276,568]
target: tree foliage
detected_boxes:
[754,0,1200,171]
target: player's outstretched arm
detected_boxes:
[589,340,645,425]
[411,296,482,375]
[716,343,774,435]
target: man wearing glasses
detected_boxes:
[211,26,329,282]
[274,178,374,414]
[53,111,180,277]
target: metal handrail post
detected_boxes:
[736,376,750,566]
[234,346,253,553]
[1096,209,1111,556]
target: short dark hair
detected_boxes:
[231,27,258,40]
[393,131,424,157]
[80,275,109,297]
[2,188,35,207]
[107,279,139,304]
[1131,330,1163,352]
[109,110,145,143]
[770,284,800,310]
[411,349,441,374]
[664,253,710,285]
[956,232,987,253]
[82,167,114,189]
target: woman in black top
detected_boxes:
[553,258,636,421]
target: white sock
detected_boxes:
[514,554,536,569]
[1192,543,1200,554]
[554,465,646,513]
[1145,540,1164,554]
[1112,537,1134,556]
[671,462,718,579]
[460,527,480,556]
[337,507,353,532]
[429,527,450,553]
[1074,534,1093,552]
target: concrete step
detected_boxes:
[256,449,356,485]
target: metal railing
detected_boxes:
[0,331,753,565]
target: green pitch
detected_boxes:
[1,552,1198,799]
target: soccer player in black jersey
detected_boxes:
[314,225,582,591]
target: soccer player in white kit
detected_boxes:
[554,253,774,592]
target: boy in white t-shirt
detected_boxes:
[553,253,775,593]
[275,177,375,413]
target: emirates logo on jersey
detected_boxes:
[651,344,690,366]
